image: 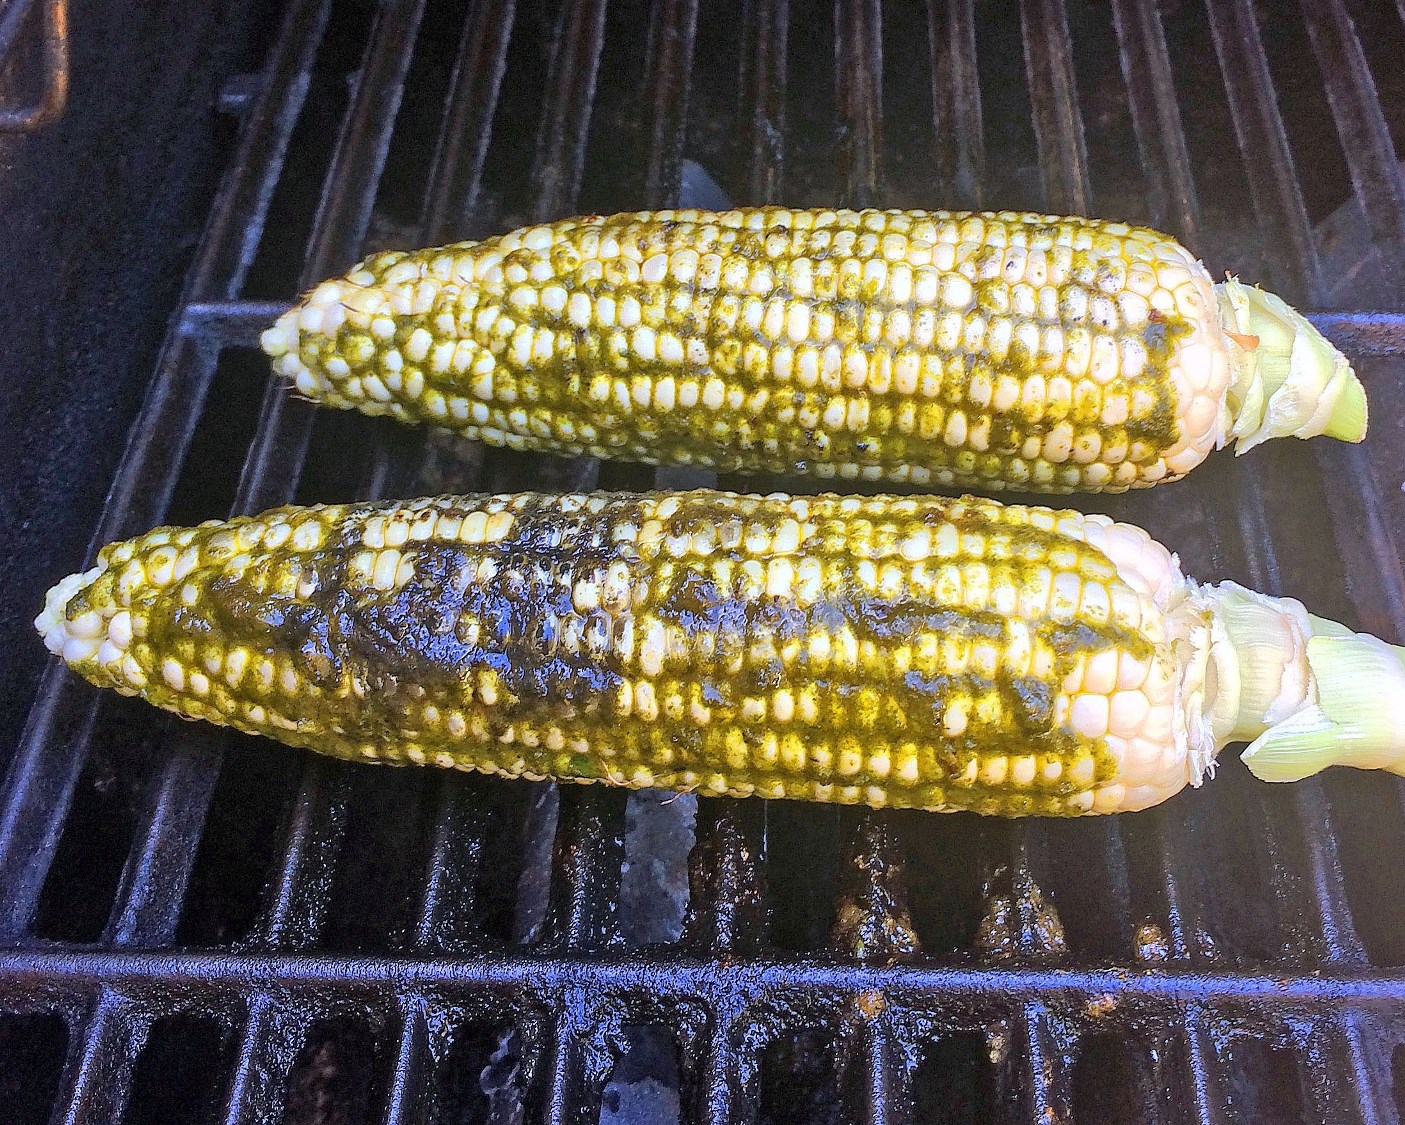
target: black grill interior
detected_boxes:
[3,0,1405,1122]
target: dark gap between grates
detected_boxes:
[890,808,985,959]
[1256,2,1354,228]
[32,696,169,942]
[1323,771,1405,967]
[777,0,837,207]
[599,1024,682,1125]
[1157,1,1261,276]
[1164,751,1290,965]
[317,764,435,954]
[292,410,427,509]
[368,0,469,241]
[284,1015,387,1125]
[969,1,1040,210]
[1070,1032,1162,1125]
[176,730,305,946]
[911,1032,999,1125]
[122,1013,234,1125]
[761,801,844,953]
[682,0,746,197]
[1217,1032,1312,1125]
[1036,819,1133,964]
[757,1026,841,1125]
[0,1012,68,1125]
[428,1023,527,1124]
[576,0,653,214]
[242,0,381,299]
[164,348,279,528]
[1064,0,1146,221]
[875,0,936,209]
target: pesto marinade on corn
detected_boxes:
[262,209,1366,493]
[38,491,1405,816]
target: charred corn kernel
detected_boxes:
[38,491,1405,816]
[264,209,1366,494]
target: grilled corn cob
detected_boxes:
[37,491,1404,816]
[262,209,1366,493]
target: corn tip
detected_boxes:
[1322,365,1368,443]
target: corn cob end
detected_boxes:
[1202,582,1405,782]
[1215,279,1366,453]
[35,560,146,698]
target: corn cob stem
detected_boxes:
[36,491,1404,816]
[1216,280,1367,452]
[1205,584,1405,781]
[261,208,1366,493]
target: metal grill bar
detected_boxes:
[742,0,787,202]
[381,997,430,1125]
[641,0,700,204]
[422,0,517,243]
[529,0,608,222]
[7,947,1405,1007]
[835,0,883,207]
[861,1022,903,1125]
[103,728,223,948]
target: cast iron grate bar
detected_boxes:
[8,947,1405,1007]
[835,0,883,208]
[529,0,608,223]
[422,0,517,244]
[641,0,700,205]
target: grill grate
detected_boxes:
[6,0,1405,1121]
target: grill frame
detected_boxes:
[5,0,1405,1121]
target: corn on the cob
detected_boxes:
[37,491,1404,816]
[262,209,1366,493]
